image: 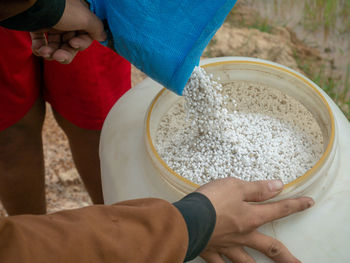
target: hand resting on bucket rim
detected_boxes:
[193,178,313,263]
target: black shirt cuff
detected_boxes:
[173,192,216,262]
[0,0,66,31]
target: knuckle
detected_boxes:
[300,199,310,210]
[281,202,293,215]
[228,177,239,186]
[236,222,246,234]
[256,188,265,201]
[220,248,255,263]
[234,217,248,234]
[249,215,262,229]
[267,240,283,258]
[239,225,248,234]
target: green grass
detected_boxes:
[225,8,275,34]
[294,52,350,119]
[340,0,350,33]
[317,64,350,119]
[292,0,350,118]
[224,1,350,119]
[312,69,349,119]
[302,0,350,34]
[251,18,273,33]
[340,64,350,117]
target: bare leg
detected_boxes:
[52,109,104,204]
[0,99,46,215]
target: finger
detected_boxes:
[35,32,62,59]
[242,180,284,202]
[30,32,47,56]
[62,31,76,43]
[47,32,62,50]
[246,231,301,263]
[201,250,226,263]
[68,32,93,50]
[84,12,107,41]
[220,247,255,263]
[51,43,78,64]
[250,197,314,227]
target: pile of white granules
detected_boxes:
[155,67,324,185]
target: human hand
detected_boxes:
[196,178,314,263]
[31,0,106,64]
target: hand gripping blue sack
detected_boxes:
[87,0,237,95]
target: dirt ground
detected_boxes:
[0,5,323,216]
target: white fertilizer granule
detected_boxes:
[155,67,324,185]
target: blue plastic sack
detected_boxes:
[87,0,237,95]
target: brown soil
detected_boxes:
[204,3,322,76]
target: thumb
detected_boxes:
[53,0,107,42]
[84,12,107,42]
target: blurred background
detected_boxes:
[205,0,350,119]
[1,0,349,215]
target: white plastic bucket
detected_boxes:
[100,57,350,263]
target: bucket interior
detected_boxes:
[145,60,335,195]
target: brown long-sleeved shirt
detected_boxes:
[0,199,189,262]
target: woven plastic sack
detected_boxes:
[88,0,237,95]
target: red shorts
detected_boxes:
[0,28,131,131]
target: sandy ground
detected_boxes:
[0,6,321,216]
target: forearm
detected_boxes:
[0,0,65,31]
[0,0,37,21]
[0,198,189,263]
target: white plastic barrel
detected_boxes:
[100,57,350,263]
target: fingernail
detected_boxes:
[268,180,283,192]
[308,199,315,208]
